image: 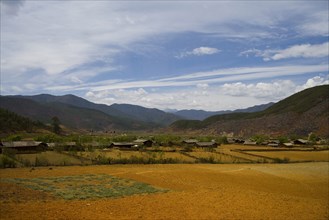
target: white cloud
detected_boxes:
[270,42,329,61]
[297,11,329,36]
[221,81,296,100]
[221,75,329,101]
[299,76,329,90]
[134,88,148,96]
[1,1,328,111]
[192,47,220,55]
[196,83,209,89]
[2,1,327,80]
[177,47,220,58]
[240,42,329,61]
[37,64,326,94]
[1,0,25,15]
[83,75,329,111]
[70,76,83,84]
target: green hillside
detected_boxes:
[261,85,329,115]
[0,108,46,133]
[0,97,156,131]
[205,85,329,124]
[22,94,181,126]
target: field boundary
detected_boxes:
[213,151,255,163]
[232,150,275,162]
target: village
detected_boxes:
[1,135,328,168]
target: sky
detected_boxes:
[1,0,328,111]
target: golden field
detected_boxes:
[1,162,328,220]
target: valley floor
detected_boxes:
[1,162,328,220]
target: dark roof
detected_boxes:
[196,142,218,147]
[182,139,198,144]
[296,139,308,144]
[110,142,136,146]
[1,141,47,148]
[134,139,152,144]
[243,141,257,145]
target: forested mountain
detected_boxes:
[0,108,46,133]
[20,94,181,126]
[0,96,156,131]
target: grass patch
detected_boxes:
[1,174,168,200]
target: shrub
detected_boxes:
[0,155,17,168]
[273,157,290,163]
[2,148,17,158]
[4,135,22,141]
[198,156,216,164]
[35,155,49,166]
[60,158,72,166]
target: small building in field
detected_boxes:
[182,139,198,146]
[195,142,218,148]
[109,142,138,149]
[227,138,245,144]
[243,140,257,146]
[293,139,308,145]
[283,142,294,148]
[0,141,48,153]
[268,140,280,147]
[133,139,153,147]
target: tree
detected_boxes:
[51,116,61,134]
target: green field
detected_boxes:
[1,174,168,200]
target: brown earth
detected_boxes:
[1,163,328,220]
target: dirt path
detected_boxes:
[1,163,328,220]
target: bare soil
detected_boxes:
[1,163,328,220]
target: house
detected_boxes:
[227,138,245,144]
[283,142,294,148]
[182,139,198,146]
[109,142,138,149]
[195,142,218,148]
[227,138,235,144]
[0,141,48,153]
[133,139,153,147]
[293,139,308,145]
[268,140,280,147]
[243,140,257,145]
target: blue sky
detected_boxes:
[1,0,328,111]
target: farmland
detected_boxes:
[1,143,329,168]
[0,163,328,220]
[1,140,328,219]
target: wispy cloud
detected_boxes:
[240,42,329,61]
[41,64,327,93]
[1,0,25,16]
[297,11,329,36]
[2,1,327,77]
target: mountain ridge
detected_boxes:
[170,85,329,137]
[173,102,274,120]
[0,96,157,131]
[16,94,181,126]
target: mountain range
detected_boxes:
[0,93,272,131]
[1,85,328,137]
[0,95,178,131]
[173,102,274,120]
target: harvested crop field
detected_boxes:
[1,163,328,220]
[244,150,329,162]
